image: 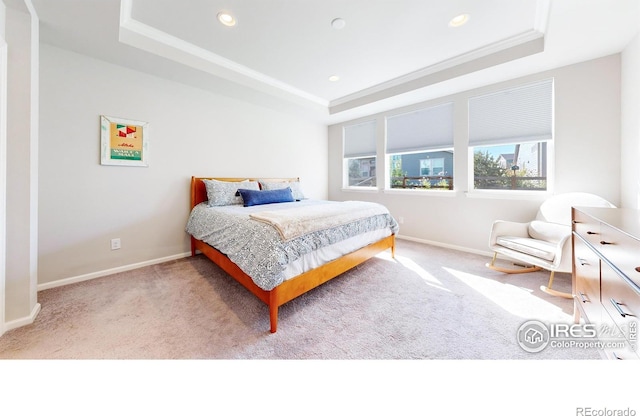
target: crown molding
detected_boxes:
[118,0,549,115]
[118,0,328,108]
[329,31,545,114]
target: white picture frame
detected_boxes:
[100,115,149,167]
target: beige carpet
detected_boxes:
[0,239,599,359]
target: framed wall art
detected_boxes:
[100,115,149,167]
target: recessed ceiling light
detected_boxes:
[449,13,469,27]
[331,18,346,30]
[328,75,340,82]
[217,12,237,27]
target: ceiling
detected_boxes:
[16,0,640,123]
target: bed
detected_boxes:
[186,177,398,333]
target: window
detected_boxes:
[469,79,553,191]
[420,158,444,176]
[344,120,377,187]
[386,103,454,190]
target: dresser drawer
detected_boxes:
[571,207,640,359]
[573,236,601,322]
[572,209,602,246]
[601,262,640,348]
[598,303,638,360]
[598,223,640,287]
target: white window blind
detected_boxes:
[386,102,454,154]
[343,120,377,158]
[468,78,553,146]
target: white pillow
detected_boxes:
[260,181,305,200]
[203,179,259,206]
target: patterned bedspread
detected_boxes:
[185,199,399,291]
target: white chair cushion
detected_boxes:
[527,220,570,243]
[496,236,556,261]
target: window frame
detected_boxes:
[466,78,554,198]
[384,102,455,193]
[419,157,445,176]
[342,120,378,190]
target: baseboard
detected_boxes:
[37,239,491,292]
[16,240,487,334]
[4,302,41,332]
[396,234,494,258]
[38,252,192,291]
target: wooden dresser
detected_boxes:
[572,206,640,359]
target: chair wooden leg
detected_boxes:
[486,253,541,274]
[486,253,572,299]
[540,271,572,299]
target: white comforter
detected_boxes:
[249,200,391,241]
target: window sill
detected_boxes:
[464,189,550,201]
[341,187,379,194]
[383,188,458,197]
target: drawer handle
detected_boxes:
[636,267,640,273]
[587,231,597,235]
[612,352,624,360]
[600,241,613,245]
[579,292,589,303]
[610,299,633,318]
[577,258,589,266]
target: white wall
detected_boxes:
[329,55,622,255]
[621,32,640,209]
[0,1,6,336]
[37,44,327,287]
[4,3,38,326]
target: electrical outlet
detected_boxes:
[110,238,121,250]
[398,216,404,224]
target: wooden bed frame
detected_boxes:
[189,176,396,333]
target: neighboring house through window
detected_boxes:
[386,102,454,191]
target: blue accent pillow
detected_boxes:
[237,187,295,207]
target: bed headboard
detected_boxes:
[190,177,300,209]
